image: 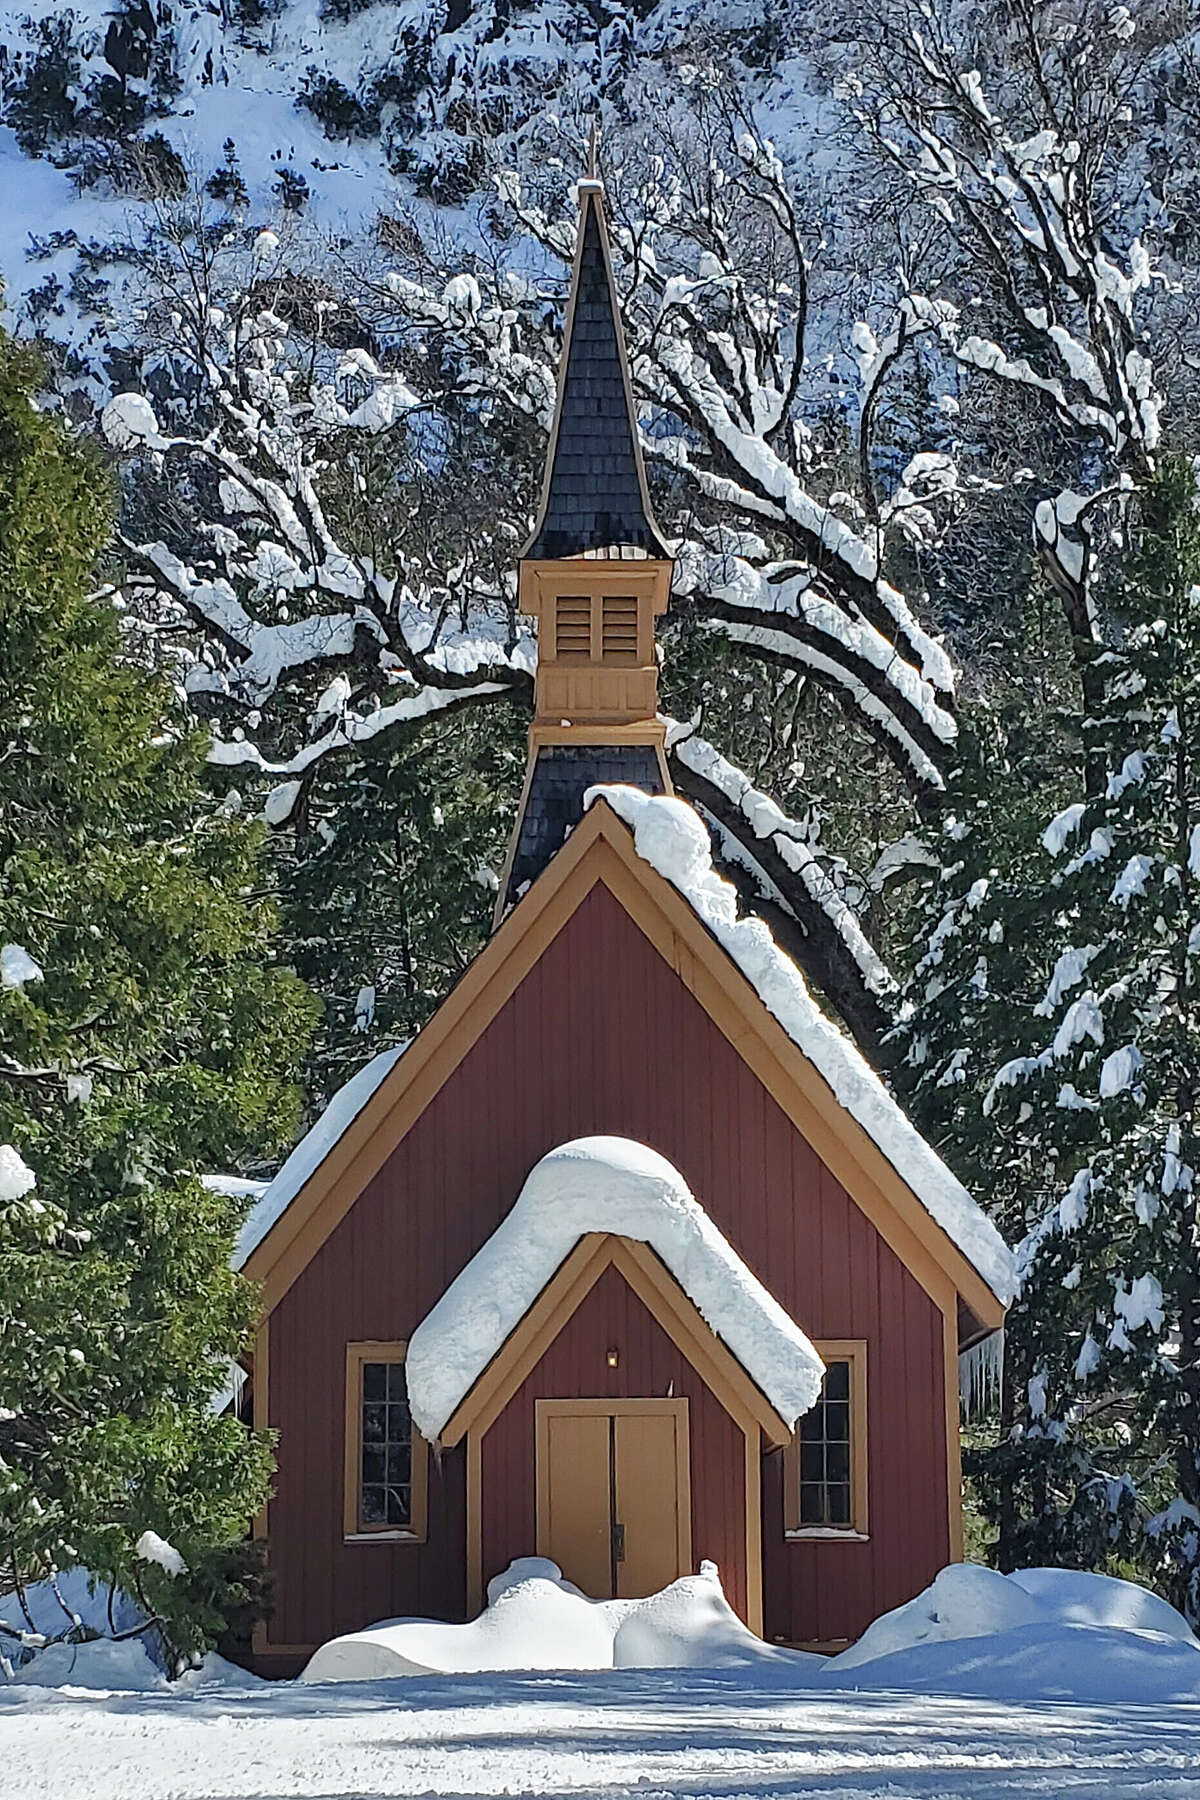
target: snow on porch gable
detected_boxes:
[404,1136,825,1444]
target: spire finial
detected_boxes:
[517,127,670,564]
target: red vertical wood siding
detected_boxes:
[265,881,950,1653]
[480,1264,748,1620]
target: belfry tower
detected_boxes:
[497,155,674,917]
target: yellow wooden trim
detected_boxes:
[250,1317,270,1661]
[244,801,1005,1338]
[457,1241,774,1633]
[343,1341,428,1543]
[614,1239,791,1445]
[244,818,620,1310]
[783,1339,868,1538]
[251,1316,270,1542]
[944,1307,965,1562]
[528,719,668,749]
[675,1408,693,1579]
[744,1425,763,1635]
[440,1231,792,1451]
[442,1235,612,1446]
[535,1397,692,1416]
[466,1430,483,1618]
[521,562,670,633]
[587,839,1006,1333]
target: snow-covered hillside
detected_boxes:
[0,0,832,336]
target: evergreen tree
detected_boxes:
[277,705,523,1104]
[0,327,317,1663]
[899,461,1200,1619]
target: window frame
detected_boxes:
[343,1341,428,1543]
[783,1339,868,1541]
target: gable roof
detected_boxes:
[239,798,1013,1331]
[234,1047,403,1271]
[586,787,1016,1310]
[434,1230,798,1451]
[405,1136,824,1443]
[521,179,669,562]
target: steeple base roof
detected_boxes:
[502,741,666,914]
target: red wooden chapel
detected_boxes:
[237,164,1014,1676]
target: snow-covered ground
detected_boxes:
[6,1560,1200,1797]
[5,1656,1200,1799]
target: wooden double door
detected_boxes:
[535,1398,692,1599]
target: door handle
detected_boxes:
[612,1521,626,1563]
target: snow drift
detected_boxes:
[10,1558,1200,1712]
[829,1619,1200,1705]
[833,1560,1200,1669]
[300,1559,797,1683]
[824,1562,1200,1704]
[297,1556,1200,1706]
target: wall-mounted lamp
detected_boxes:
[606,1346,620,1369]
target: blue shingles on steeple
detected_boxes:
[523,190,668,562]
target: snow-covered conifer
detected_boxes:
[901,460,1200,1617]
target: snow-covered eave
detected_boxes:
[232,1044,409,1270]
[406,1137,825,1443]
[583,788,1017,1313]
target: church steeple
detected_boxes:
[521,171,669,563]
[496,150,675,921]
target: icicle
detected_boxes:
[959,1330,1004,1419]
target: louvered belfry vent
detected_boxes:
[602,594,638,660]
[555,595,592,659]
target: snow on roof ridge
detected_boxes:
[233,1045,408,1269]
[584,786,1017,1306]
[406,1136,826,1441]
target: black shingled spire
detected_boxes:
[522,182,669,562]
[498,159,673,919]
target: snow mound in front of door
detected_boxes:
[300,1558,806,1682]
[405,1136,824,1443]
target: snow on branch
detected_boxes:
[665,722,895,1003]
[678,548,956,791]
[105,296,535,785]
[855,4,1162,638]
[208,679,513,819]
